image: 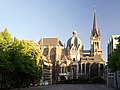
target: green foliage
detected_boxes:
[0,49,13,72]
[0,29,14,72]
[108,36,120,72]
[9,38,42,85]
[0,29,43,88]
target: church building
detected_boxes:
[39,12,105,84]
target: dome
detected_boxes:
[67,31,83,50]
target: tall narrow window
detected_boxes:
[73,58,75,62]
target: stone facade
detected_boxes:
[39,12,105,84]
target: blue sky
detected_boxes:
[0,0,120,61]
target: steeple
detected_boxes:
[90,8,101,56]
[91,9,100,37]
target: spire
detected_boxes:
[92,7,100,37]
[93,11,98,31]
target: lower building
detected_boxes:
[40,55,52,85]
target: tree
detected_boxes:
[9,39,43,88]
[108,37,120,71]
[108,36,120,88]
[0,29,14,89]
[0,29,43,89]
[23,40,43,79]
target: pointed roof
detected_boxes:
[91,11,100,37]
[93,13,98,31]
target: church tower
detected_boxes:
[90,11,102,56]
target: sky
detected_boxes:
[0,0,120,61]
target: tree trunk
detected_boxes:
[0,73,3,89]
[18,77,21,90]
[115,71,118,88]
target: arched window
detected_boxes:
[73,58,75,62]
[60,63,66,73]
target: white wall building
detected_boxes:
[107,35,120,55]
[107,35,120,88]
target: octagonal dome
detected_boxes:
[67,31,83,50]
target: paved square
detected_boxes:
[14,84,117,90]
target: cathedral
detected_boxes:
[39,12,105,84]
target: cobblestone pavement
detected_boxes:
[11,84,118,90]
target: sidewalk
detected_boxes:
[99,84,119,90]
[10,85,49,90]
